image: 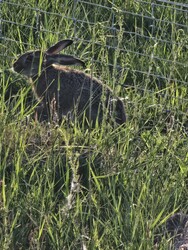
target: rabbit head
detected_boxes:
[13,39,85,78]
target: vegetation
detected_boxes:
[0,0,188,249]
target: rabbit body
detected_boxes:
[13,40,126,125]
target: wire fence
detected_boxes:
[0,0,188,95]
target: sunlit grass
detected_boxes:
[0,0,188,249]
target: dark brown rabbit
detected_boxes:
[13,39,126,125]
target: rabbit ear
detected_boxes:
[47,54,86,68]
[46,40,73,55]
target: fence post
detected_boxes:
[0,0,3,40]
[151,0,156,37]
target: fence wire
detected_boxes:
[0,0,188,105]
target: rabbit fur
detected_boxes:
[13,39,126,125]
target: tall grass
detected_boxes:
[0,0,188,249]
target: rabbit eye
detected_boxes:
[26,55,33,62]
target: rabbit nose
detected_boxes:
[13,61,19,70]
[13,61,18,70]
[13,61,22,73]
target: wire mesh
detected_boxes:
[0,0,188,94]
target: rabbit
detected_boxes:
[13,39,126,125]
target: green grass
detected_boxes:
[0,0,188,249]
